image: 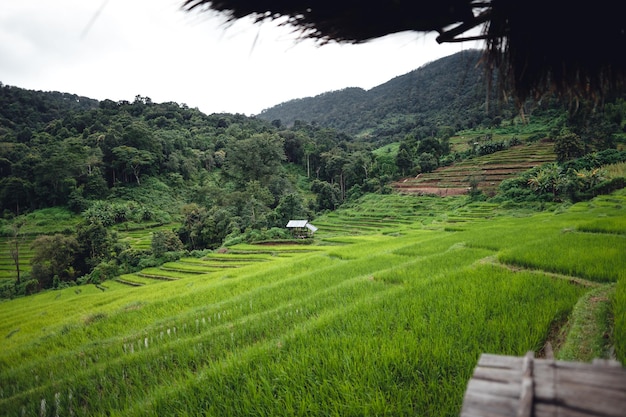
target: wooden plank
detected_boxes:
[466,378,521,398]
[551,380,626,416]
[464,354,626,417]
[553,365,626,391]
[478,353,524,369]
[517,377,533,417]
[543,342,554,360]
[517,352,534,417]
[547,359,626,374]
[474,366,522,383]
[461,402,517,417]
[533,362,556,401]
[461,402,518,417]
[461,390,518,417]
[535,403,594,417]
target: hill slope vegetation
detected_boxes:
[1,190,624,416]
[258,50,505,142]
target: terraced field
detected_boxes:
[0,222,181,291]
[313,193,504,238]
[0,208,83,289]
[0,236,35,286]
[394,140,556,196]
[114,243,321,288]
[1,190,624,416]
[116,223,181,251]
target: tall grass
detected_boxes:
[0,191,623,416]
[122,265,583,417]
[499,232,625,283]
[615,279,626,364]
[605,161,626,178]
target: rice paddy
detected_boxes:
[0,189,624,416]
[394,140,556,195]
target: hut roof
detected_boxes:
[286,220,309,228]
[183,0,626,102]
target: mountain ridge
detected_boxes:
[258,49,505,143]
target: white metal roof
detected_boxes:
[286,220,317,233]
[286,220,308,228]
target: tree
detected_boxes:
[75,220,116,271]
[416,137,444,158]
[112,146,156,184]
[223,133,285,186]
[320,149,348,200]
[177,203,209,250]
[311,179,342,211]
[9,218,25,286]
[30,234,80,289]
[554,130,585,162]
[395,143,413,177]
[416,152,439,173]
[274,193,307,227]
[241,181,274,228]
[151,230,184,257]
[344,151,374,190]
[0,177,32,214]
[303,140,317,178]
[280,130,305,164]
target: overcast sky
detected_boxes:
[1,0,482,116]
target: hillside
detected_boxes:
[394,140,557,196]
[258,50,508,143]
[1,60,625,299]
[1,44,626,416]
[0,83,99,134]
[1,190,624,416]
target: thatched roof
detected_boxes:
[183,1,626,103]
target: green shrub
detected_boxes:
[0,281,16,299]
[151,230,184,257]
[591,177,626,196]
[118,248,151,269]
[20,279,39,295]
[87,260,120,283]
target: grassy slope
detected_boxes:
[0,190,624,416]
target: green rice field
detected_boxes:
[0,190,624,416]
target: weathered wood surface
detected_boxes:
[460,353,626,417]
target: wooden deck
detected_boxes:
[460,352,626,417]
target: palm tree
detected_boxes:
[527,163,566,200]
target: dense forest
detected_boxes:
[0,82,394,294]
[258,50,505,142]
[1,51,626,296]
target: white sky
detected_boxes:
[0,0,483,116]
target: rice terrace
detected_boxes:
[1,190,625,416]
[2,5,626,412]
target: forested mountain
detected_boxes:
[1,82,397,293]
[1,49,626,297]
[0,83,99,134]
[258,50,509,143]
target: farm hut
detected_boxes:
[286,220,318,238]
